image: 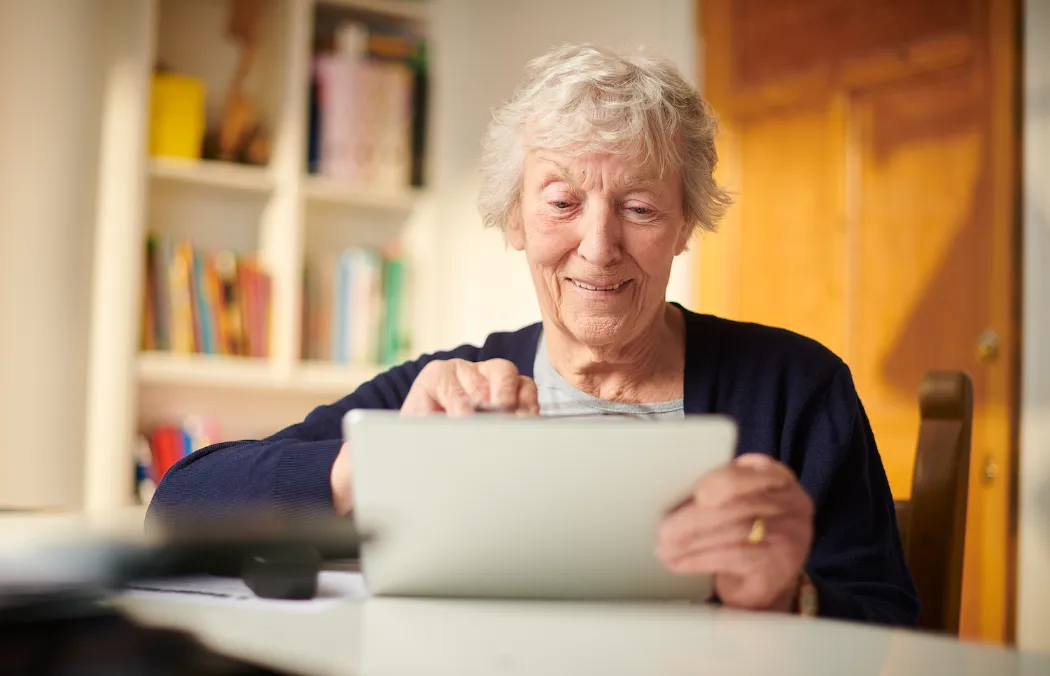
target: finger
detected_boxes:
[432,362,474,416]
[659,506,795,557]
[660,514,812,565]
[660,483,809,547]
[517,376,540,416]
[477,359,521,410]
[662,537,805,581]
[713,571,795,611]
[662,542,766,576]
[669,542,807,610]
[400,387,444,415]
[731,455,802,496]
[733,452,784,472]
[692,463,797,509]
[452,360,491,408]
[402,362,455,415]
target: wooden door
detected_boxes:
[698,0,1019,642]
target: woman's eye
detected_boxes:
[630,207,652,215]
[551,201,573,210]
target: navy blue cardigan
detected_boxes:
[148,308,919,626]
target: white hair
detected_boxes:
[478,43,731,236]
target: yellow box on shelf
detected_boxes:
[149,72,206,160]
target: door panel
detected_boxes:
[698,0,1018,643]
[729,0,973,89]
[735,103,848,357]
[850,69,990,497]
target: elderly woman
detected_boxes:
[149,44,917,625]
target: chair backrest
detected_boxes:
[894,371,974,635]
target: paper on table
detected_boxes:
[124,570,370,609]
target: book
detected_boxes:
[141,415,222,496]
[169,241,196,354]
[309,20,423,190]
[141,237,272,358]
[381,257,406,365]
[315,53,367,185]
[301,247,408,366]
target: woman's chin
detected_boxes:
[560,312,631,348]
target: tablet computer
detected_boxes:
[345,409,737,601]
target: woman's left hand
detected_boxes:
[656,453,815,611]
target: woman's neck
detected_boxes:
[543,303,686,402]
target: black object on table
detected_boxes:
[0,513,370,673]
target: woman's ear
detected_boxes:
[506,206,526,251]
[673,223,691,255]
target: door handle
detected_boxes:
[982,456,999,484]
[976,329,1000,363]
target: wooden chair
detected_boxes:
[894,371,974,635]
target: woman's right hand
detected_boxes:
[330,359,539,515]
[401,358,539,416]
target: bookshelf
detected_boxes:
[137,351,382,396]
[148,158,275,193]
[84,0,432,510]
[319,0,429,21]
[302,176,422,212]
[137,352,276,389]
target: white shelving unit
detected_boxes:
[84,0,431,510]
[319,0,428,21]
[136,352,276,390]
[148,157,275,193]
[302,176,422,212]
[137,351,382,395]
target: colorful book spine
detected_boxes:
[302,247,408,365]
[315,53,367,184]
[204,254,228,355]
[141,237,272,358]
[191,250,214,354]
[381,257,405,365]
[333,251,351,363]
[307,76,321,175]
[309,22,423,189]
[143,415,222,495]
[319,257,334,361]
[351,249,382,364]
[142,242,157,352]
[169,241,196,354]
[134,434,156,505]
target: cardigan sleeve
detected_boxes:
[146,344,480,525]
[796,364,920,626]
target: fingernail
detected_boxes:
[736,453,773,469]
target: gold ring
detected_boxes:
[747,518,767,545]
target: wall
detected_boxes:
[415,0,698,352]
[0,0,107,509]
[1017,0,1050,654]
[0,0,700,506]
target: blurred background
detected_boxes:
[0,0,1046,653]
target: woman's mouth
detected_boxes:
[568,278,632,294]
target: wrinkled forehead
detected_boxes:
[524,149,666,191]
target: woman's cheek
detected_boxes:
[529,220,578,264]
[629,227,679,271]
[534,243,572,270]
[529,210,572,235]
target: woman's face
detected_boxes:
[508,149,689,349]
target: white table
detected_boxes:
[118,591,1050,676]
[5,511,1044,675]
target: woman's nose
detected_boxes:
[576,203,623,267]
